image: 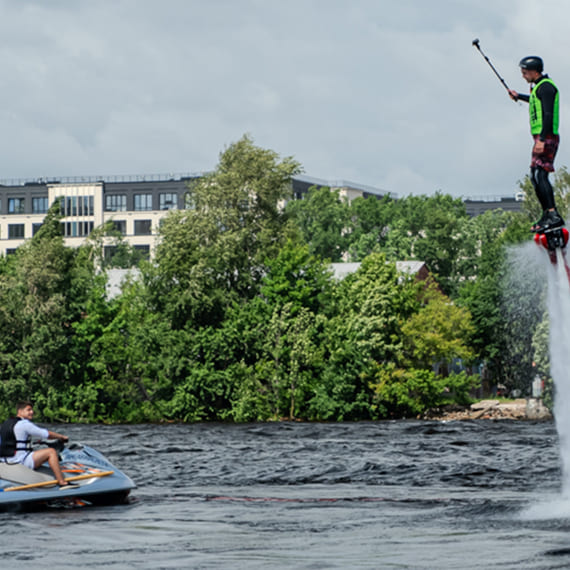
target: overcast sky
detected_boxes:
[0,0,568,198]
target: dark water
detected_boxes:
[1,420,569,569]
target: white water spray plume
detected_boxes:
[515,239,570,520]
[549,247,570,496]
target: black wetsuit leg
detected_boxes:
[530,166,556,211]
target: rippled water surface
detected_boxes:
[1,420,569,569]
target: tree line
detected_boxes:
[0,135,561,422]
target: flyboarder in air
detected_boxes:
[508,56,564,234]
[473,41,568,260]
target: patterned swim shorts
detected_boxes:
[531,134,559,172]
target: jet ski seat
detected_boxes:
[0,462,55,486]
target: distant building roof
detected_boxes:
[292,175,396,199]
[106,268,140,299]
[462,195,523,217]
[330,262,362,280]
[396,260,428,276]
[330,261,428,280]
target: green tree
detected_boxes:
[369,277,478,418]
[401,280,475,372]
[346,195,395,260]
[153,134,301,328]
[165,238,331,423]
[260,239,334,316]
[333,253,420,364]
[71,275,175,422]
[382,193,469,296]
[371,365,476,418]
[262,304,322,419]
[531,313,552,408]
[497,248,546,395]
[307,253,420,420]
[285,185,350,261]
[0,201,98,413]
[458,208,541,391]
[455,210,510,365]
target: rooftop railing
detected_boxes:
[0,172,205,187]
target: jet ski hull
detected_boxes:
[0,443,135,511]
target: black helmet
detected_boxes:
[519,56,543,72]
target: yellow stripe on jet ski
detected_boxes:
[1,470,114,492]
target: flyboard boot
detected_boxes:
[532,209,565,234]
[533,210,569,267]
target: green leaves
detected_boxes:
[371,365,478,418]
[1,136,542,422]
[260,239,333,316]
[154,135,301,327]
[401,280,475,369]
[285,186,350,261]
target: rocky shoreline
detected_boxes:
[425,398,552,421]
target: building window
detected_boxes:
[105,194,127,212]
[62,221,94,237]
[32,223,43,236]
[8,224,25,239]
[134,244,150,260]
[59,196,94,217]
[134,194,153,211]
[112,220,127,235]
[104,245,117,263]
[134,220,152,235]
[32,197,49,214]
[6,249,17,255]
[8,198,25,214]
[159,193,177,210]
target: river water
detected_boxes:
[1,420,569,569]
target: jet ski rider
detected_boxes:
[0,401,73,487]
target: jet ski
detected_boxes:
[0,441,135,511]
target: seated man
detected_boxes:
[0,400,73,487]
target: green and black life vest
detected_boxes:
[529,77,559,135]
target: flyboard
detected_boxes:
[533,226,570,282]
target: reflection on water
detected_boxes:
[0,421,567,569]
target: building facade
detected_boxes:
[0,171,521,258]
[0,174,199,257]
[463,195,523,217]
[0,174,394,258]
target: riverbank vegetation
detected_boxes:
[0,136,562,422]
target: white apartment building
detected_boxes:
[0,173,394,258]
